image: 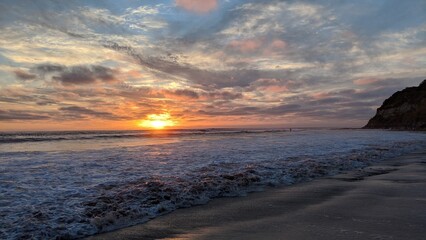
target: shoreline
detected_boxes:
[85,150,426,240]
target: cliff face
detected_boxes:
[364,80,426,130]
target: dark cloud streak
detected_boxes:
[33,64,119,85]
[103,41,280,90]
[0,109,50,121]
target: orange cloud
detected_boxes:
[176,0,217,14]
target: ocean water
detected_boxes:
[0,129,425,239]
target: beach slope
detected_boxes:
[86,151,426,240]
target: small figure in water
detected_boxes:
[290,128,292,132]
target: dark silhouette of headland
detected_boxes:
[364,80,426,130]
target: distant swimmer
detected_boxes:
[290,128,292,132]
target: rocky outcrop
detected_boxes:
[364,80,426,130]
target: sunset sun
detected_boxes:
[138,113,176,129]
[149,120,167,129]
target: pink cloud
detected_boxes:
[228,38,287,55]
[176,0,217,14]
[353,78,380,85]
[311,92,330,99]
[263,39,287,56]
[229,39,263,53]
[260,85,289,93]
[250,78,290,93]
[270,39,287,49]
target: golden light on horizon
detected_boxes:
[138,113,177,129]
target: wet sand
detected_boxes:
[86,151,426,240]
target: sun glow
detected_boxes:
[138,113,176,129]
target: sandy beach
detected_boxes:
[86,150,426,240]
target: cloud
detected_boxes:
[229,38,262,53]
[59,106,121,120]
[262,104,302,115]
[0,109,50,121]
[0,86,50,105]
[270,39,287,49]
[168,89,199,99]
[35,64,119,85]
[103,41,289,90]
[176,0,217,14]
[13,69,36,80]
[53,66,118,85]
[228,38,287,55]
[195,77,426,121]
[353,78,380,85]
[204,90,243,100]
[35,64,66,73]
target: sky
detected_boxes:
[0,0,425,131]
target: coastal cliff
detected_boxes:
[364,80,426,130]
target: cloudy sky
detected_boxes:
[0,0,425,130]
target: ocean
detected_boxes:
[0,129,425,239]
